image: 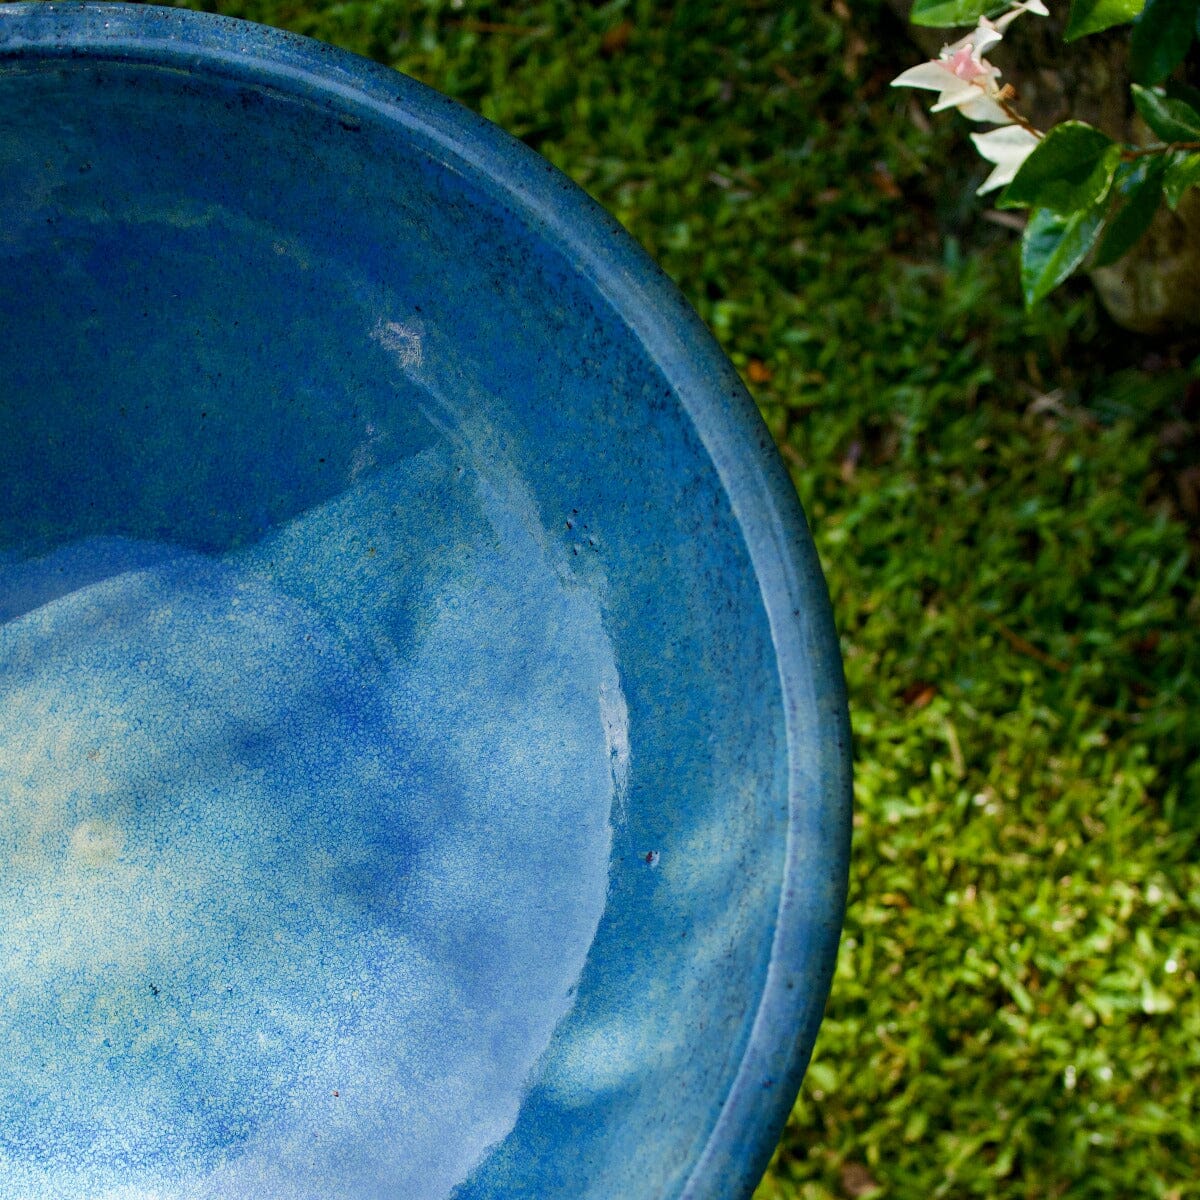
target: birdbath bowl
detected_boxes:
[0,5,850,1198]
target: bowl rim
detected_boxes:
[0,5,852,1196]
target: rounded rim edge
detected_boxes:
[0,6,853,1196]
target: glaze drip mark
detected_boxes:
[599,672,631,809]
[372,319,424,371]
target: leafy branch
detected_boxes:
[894,0,1200,309]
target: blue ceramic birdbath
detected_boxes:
[0,5,850,1198]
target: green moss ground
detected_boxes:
[140,0,1200,1193]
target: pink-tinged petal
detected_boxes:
[891,61,959,91]
[947,46,990,81]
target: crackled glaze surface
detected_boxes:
[0,6,850,1198]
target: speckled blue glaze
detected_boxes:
[0,5,851,1198]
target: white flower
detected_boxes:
[891,1,1048,124]
[970,124,1041,193]
[891,17,1007,122]
[995,0,1050,30]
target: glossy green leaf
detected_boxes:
[1164,152,1200,208]
[1065,0,1146,40]
[1132,84,1200,143]
[1130,0,1199,85]
[1165,80,1200,112]
[1021,203,1107,308]
[1093,159,1165,267]
[1000,123,1120,214]
[910,0,1004,27]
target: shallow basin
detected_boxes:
[0,5,851,1197]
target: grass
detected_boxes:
[148,0,1200,1194]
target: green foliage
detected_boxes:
[1000,124,1127,309]
[1020,204,1107,306]
[910,0,1003,28]
[1164,151,1200,208]
[1092,159,1165,267]
[161,2,1200,1197]
[897,0,1200,308]
[1065,0,1146,42]
[997,94,1200,306]
[1000,123,1120,215]
[1130,0,1199,86]
[1131,84,1200,143]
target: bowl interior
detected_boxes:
[0,7,848,1199]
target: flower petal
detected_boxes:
[995,0,1049,31]
[971,124,1040,190]
[929,80,982,111]
[976,160,1021,194]
[954,92,1012,123]
[891,61,958,91]
[942,16,1003,59]
[930,77,1008,122]
[970,19,1004,57]
[970,123,1040,165]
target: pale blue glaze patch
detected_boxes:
[0,6,851,1198]
[0,447,621,1198]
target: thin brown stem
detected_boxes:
[989,618,1070,673]
[995,90,1043,138]
[1121,141,1200,160]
